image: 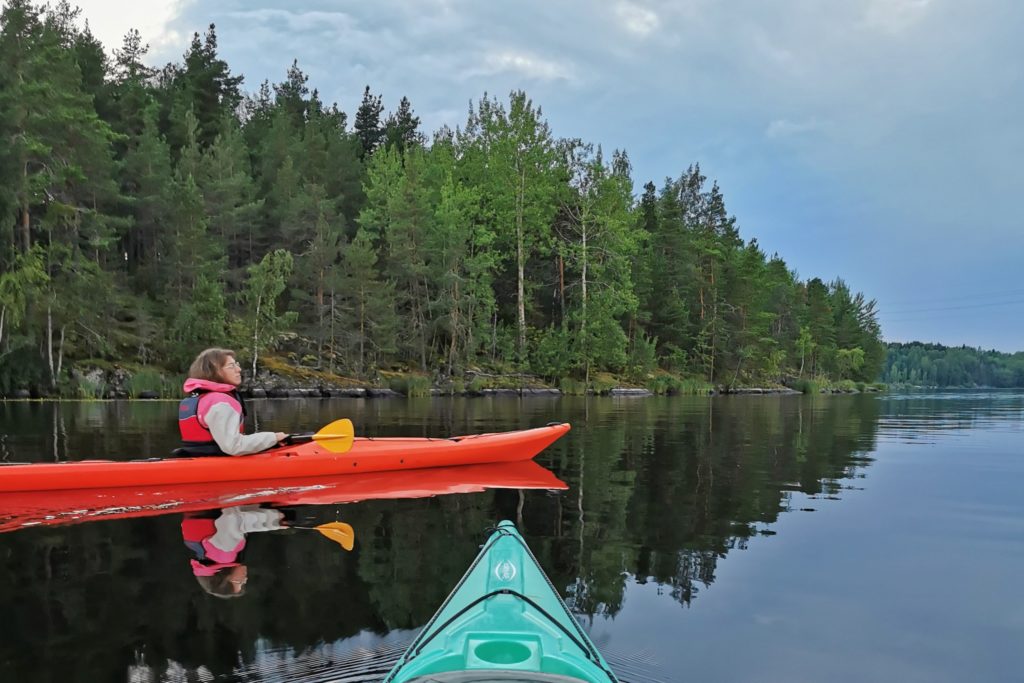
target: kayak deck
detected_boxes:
[384,521,618,683]
[0,423,571,492]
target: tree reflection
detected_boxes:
[0,395,885,680]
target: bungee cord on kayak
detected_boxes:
[383,521,620,683]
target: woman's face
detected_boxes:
[227,564,248,593]
[219,356,243,387]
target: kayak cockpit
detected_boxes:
[404,673,597,682]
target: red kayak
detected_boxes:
[0,460,568,532]
[0,423,570,493]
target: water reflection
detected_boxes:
[184,506,302,599]
[2,393,1020,682]
[0,460,567,532]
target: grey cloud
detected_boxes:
[154,0,1023,349]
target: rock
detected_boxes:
[266,387,291,398]
[481,388,519,396]
[137,390,159,399]
[609,387,653,397]
[13,389,30,399]
[366,387,401,398]
[521,387,561,395]
[248,388,267,399]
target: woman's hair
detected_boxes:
[189,348,236,381]
[195,568,246,599]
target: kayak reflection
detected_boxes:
[0,460,568,533]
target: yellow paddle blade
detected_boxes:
[315,521,355,550]
[312,418,355,453]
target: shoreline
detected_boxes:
[1,384,884,402]
[0,356,886,400]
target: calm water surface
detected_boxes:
[1,392,1022,682]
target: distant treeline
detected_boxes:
[883,342,1024,387]
[0,1,884,395]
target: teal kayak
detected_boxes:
[384,521,619,683]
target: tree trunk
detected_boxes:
[558,254,565,325]
[516,167,527,363]
[581,221,588,385]
[21,160,31,253]
[329,288,336,374]
[57,326,65,382]
[449,278,460,373]
[251,294,262,377]
[316,268,324,367]
[46,305,54,388]
[358,288,366,377]
[21,204,30,254]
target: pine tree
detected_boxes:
[165,24,243,152]
[353,85,384,158]
[383,95,423,154]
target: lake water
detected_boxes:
[1,392,1022,682]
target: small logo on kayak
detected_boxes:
[494,560,517,582]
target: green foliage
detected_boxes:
[559,377,587,396]
[677,377,714,395]
[793,378,822,394]
[530,326,576,380]
[387,373,431,397]
[626,332,658,382]
[240,249,297,374]
[831,379,859,392]
[0,1,890,394]
[127,367,166,398]
[883,342,1024,387]
[588,373,618,395]
[647,374,714,395]
[75,374,107,399]
[645,374,680,395]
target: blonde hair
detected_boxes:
[188,348,237,381]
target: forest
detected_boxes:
[883,342,1024,388]
[0,1,885,396]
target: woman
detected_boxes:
[178,348,285,456]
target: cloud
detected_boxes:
[861,0,933,34]
[765,118,825,139]
[70,0,196,57]
[223,9,358,35]
[464,50,576,82]
[614,2,660,36]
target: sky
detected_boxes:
[72,0,1024,351]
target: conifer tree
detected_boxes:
[354,85,383,158]
[383,95,423,154]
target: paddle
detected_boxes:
[292,521,355,550]
[284,418,355,453]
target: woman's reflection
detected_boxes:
[181,505,286,598]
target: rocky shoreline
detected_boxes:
[1,361,883,400]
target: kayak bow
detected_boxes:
[0,423,571,493]
[384,520,619,683]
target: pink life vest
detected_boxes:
[178,379,246,455]
[181,515,246,576]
